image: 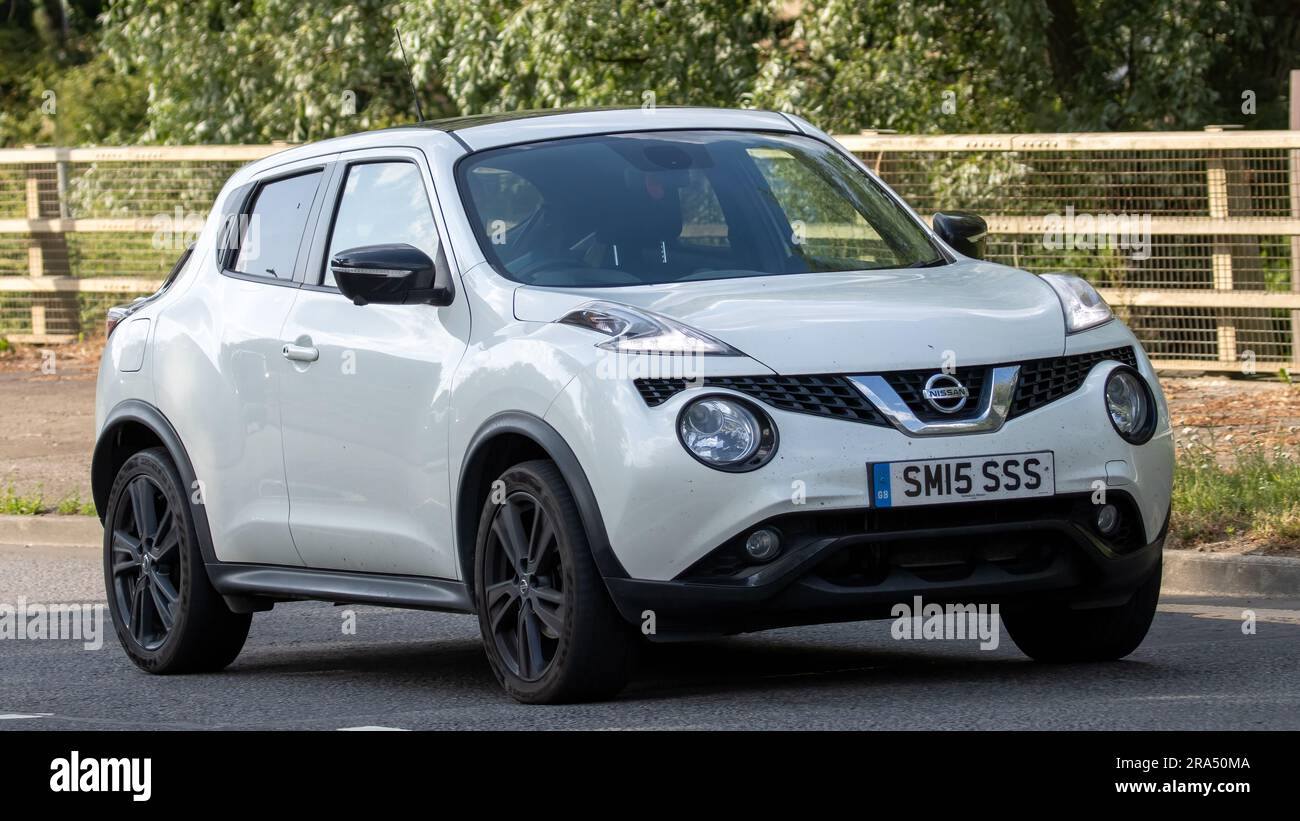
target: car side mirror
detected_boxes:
[331,243,455,307]
[932,212,988,260]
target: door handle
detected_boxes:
[282,343,319,363]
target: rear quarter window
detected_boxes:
[231,170,323,280]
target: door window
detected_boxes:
[324,162,439,287]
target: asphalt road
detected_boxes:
[2,541,1299,730]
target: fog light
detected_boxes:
[744,528,781,562]
[1096,504,1120,535]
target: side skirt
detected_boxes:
[207,563,474,614]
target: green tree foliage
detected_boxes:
[396,0,1298,133]
[1,0,1297,146]
[394,0,779,113]
[99,0,415,143]
[0,0,146,145]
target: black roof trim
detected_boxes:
[402,105,729,134]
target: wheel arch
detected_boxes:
[92,399,218,564]
[456,412,627,604]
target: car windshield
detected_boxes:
[457,130,944,287]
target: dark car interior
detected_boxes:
[460,131,943,287]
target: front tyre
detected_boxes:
[474,460,633,704]
[103,447,251,673]
[1004,555,1162,662]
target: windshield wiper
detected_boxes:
[905,257,948,268]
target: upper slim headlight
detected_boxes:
[557,301,743,355]
[1041,273,1113,334]
[677,396,778,471]
[1104,366,1156,444]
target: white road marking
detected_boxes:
[337,725,409,731]
[0,713,52,720]
[1159,604,1300,624]
[592,724,708,731]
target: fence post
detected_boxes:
[21,149,73,342]
[1206,127,1236,365]
[1290,69,1300,369]
[56,156,70,218]
[24,152,43,278]
[23,152,46,342]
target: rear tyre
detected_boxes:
[474,459,633,704]
[1004,555,1161,662]
[103,447,251,673]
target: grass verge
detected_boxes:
[1172,443,1300,545]
[0,484,96,516]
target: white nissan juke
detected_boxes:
[94,107,1174,703]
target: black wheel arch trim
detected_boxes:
[457,411,629,594]
[92,399,219,565]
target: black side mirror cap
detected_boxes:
[331,243,454,307]
[933,212,988,260]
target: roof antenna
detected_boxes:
[395,27,426,122]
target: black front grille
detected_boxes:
[634,375,888,426]
[1009,346,1137,418]
[883,365,990,421]
[633,379,687,407]
[634,346,1136,426]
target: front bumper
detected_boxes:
[606,494,1168,638]
[545,326,1174,583]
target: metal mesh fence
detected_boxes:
[984,234,1293,290]
[846,131,1300,367]
[0,291,131,338]
[1,137,1298,367]
[65,233,192,278]
[0,146,271,339]
[0,234,31,277]
[63,160,242,218]
[866,148,1296,217]
[1119,306,1295,365]
[0,165,30,218]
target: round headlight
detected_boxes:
[677,396,777,471]
[1104,367,1155,443]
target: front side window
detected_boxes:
[324,161,439,287]
[232,170,322,279]
[457,131,942,288]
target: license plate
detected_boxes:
[870,451,1055,508]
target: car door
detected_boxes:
[157,157,331,567]
[277,148,471,578]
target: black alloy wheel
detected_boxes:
[109,474,182,651]
[473,460,634,703]
[482,491,566,681]
[103,447,251,673]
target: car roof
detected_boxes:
[416,107,636,132]
[426,106,803,151]
[239,106,807,178]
